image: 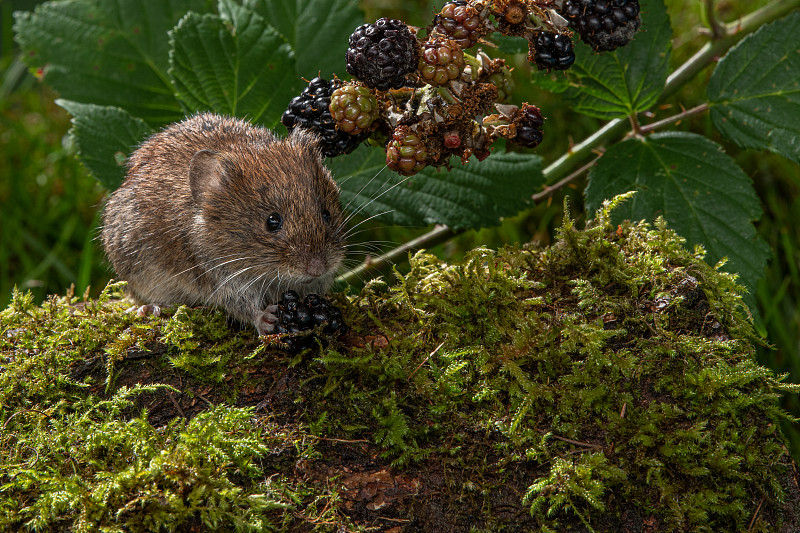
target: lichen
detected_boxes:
[1,195,798,532]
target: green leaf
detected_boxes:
[13,0,213,126]
[533,0,672,119]
[252,0,363,78]
[708,11,800,164]
[56,100,152,190]
[329,146,544,229]
[584,132,770,293]
[168,5,302,128]
[490,32,529,55]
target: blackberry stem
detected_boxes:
[704,0,726,39]
[640,104,710,135]
[627,114,643,137]
[531,157,600,204]
[336,0,800,287]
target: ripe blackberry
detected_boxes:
[529,31,575,71]
[418,37,465,86]
[272,290,348,352]
[329,84,380,135]
[512,104,544,149]
[282,77,366,157]
[386,127,429,175]
[346,18,419,91]
[560,0,641,52]
[433,0,486,49]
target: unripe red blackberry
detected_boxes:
[418,37,465,86]
[529,31,575,71]
[386,127,429,175]
[273,290,349,353]
[281,77,366,157]
[513,104,544,149]
[346,18,419,91]
[433,0,486,49]
[329,84,380,135]
[560,0,641,52]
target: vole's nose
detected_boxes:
[305,256,327,277]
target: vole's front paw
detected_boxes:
[255,305,280,336]
[126,304,162,317]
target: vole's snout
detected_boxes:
[304,256,327,278]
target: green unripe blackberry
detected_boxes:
[329,84,380,135]
[433,0,486,49]
[346,18,419,91]
[486,66,515,103]
[418,37,465,86]
[560,0,641,52]
[386,127,429,175]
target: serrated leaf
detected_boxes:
[708,11,800,164]
[533,0,671,119]
[168,6,302,128]
[252,0,363,78]
[56,100,152,190]
[584,132,770,293]
[14,0,213,126]
[328,146,544,230]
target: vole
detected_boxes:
[101,113,345,335]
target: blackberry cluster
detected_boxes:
[433,0,486,49]
[386,127,429,175]
[513,104,544,149]
[281,77,366,157]
[560,0,641,52]
[530,31,575,71]
[329,84,380,135]
[281,0,642,176]
[272,290,348,352]
[418,37,466,86]
[346,18,419,91]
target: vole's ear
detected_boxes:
[189,150,224,203]
[287,127,324,161]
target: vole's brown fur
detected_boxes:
[102,113,345,335]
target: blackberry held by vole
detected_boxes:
[101,113,346,336]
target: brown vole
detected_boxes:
[101,113,345,335]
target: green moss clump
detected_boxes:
[1,196,798,532]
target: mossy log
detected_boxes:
[2,197,799,532]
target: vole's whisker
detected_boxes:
[128,253,252,297]
[342,174,412,226]
[197,255,255,278]
[208,266,257,300]
[340,164,388,214]
[343,240,398,249]
[240,271,269,295]
[342,209,396,239]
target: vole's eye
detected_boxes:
[266,213,282,232]
[321,209,331,224]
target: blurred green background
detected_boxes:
[2,0,799,454]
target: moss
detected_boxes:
[1,196,798,532]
